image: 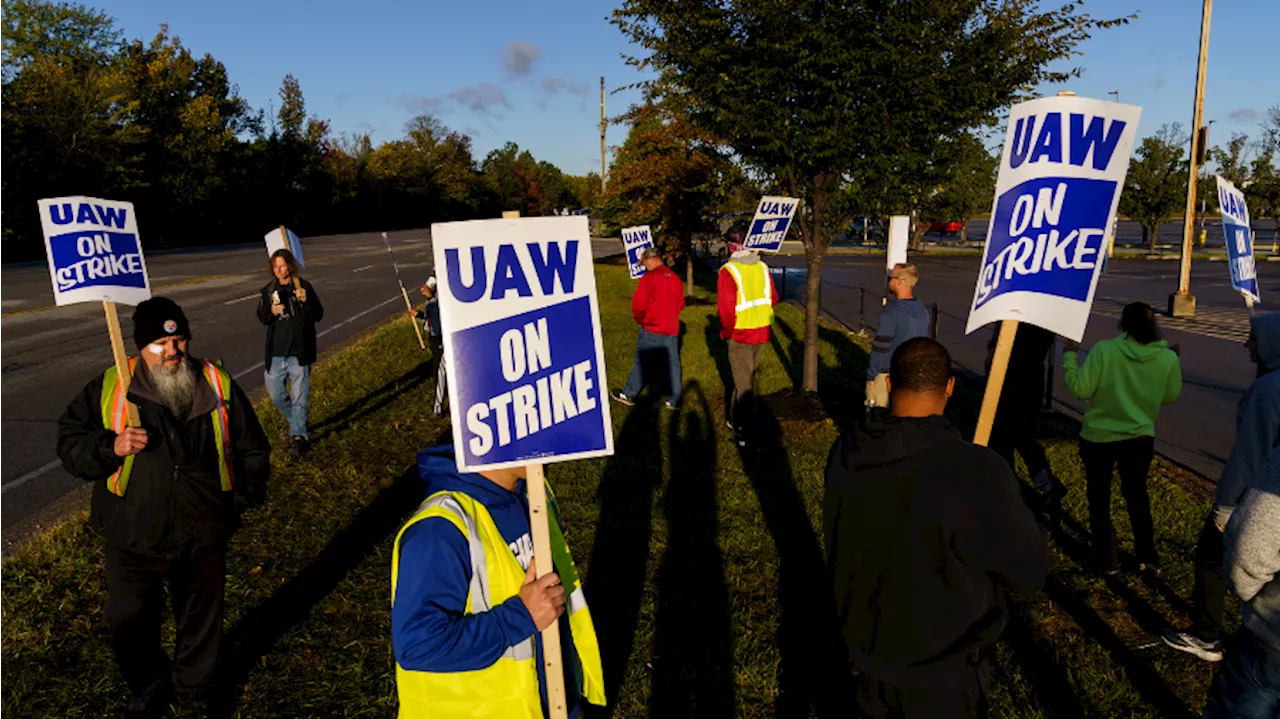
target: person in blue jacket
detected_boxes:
[1164,313,1280,662]
[391,445,605,718]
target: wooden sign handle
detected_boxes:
[526,463,569,719]
[401,285,427,351]
[103,301,140,427]
[973,319,1018,447]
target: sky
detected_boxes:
[97,0,1280,176]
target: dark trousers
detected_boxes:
[855,655,990,719]
[989,385,1049,479]
[1203,627,1280,719]
[622,328,683,405]
[105,545,226,703]
[727,339,763,432]
[428,334,447,415]
[1191,514,1227,641]
[1079,436,1157,569]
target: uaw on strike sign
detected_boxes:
[741,196,799,252]
[622,225,654,279]
[1216,176,1260,303]
[434,216,614,472]
[39,196,151,306]
[967,96,1141,341]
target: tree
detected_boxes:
[933,134,997,243]
[1245,106,1280,241]
[600,96,731,294]
[614,0,1132,392]
[1120,124,1187,253]
[481,142,544,216]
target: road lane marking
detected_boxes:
[353,265,375,273]
[223,294,259,306]
[2,459,62,494]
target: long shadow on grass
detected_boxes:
[735,406,853,718]
[217,463,424,712]
[583,399,663,715]
[307,360,432,443]
[650,383,735,716]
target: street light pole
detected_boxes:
[1109,90,1120,103]
[1171,0,1213,318]
[599,76,607,196]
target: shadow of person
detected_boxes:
[650,382,735,716]
[703,319,734,427]
[582,398,663,713]
[736,404,853,718]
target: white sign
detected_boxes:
[433,216,614,472]
[887,215,909,271]
[264,227,305,266]
[966,96,1141,341]
[39,196,151,306]
[1216,176,1260,304]
[621,225,654,279]
[741,196,800,252]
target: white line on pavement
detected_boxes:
[2,459,62,494]
[353,265,375,273]
[4,295,404,493]
[223,294,259,306]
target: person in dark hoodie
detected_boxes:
[56,297,271,718]
[1203,446,1280,718]
[824,337,1051,718]
[985,323,1066,502]
[1063,302,1181,575]
[391,445,606,718]
[256,248,324,457]
[1165,313,1280,662]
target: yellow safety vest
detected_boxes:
[391,488,605,719]
[100,358,235,497]
[723,259,775,330]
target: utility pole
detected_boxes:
[1108,90,1120,103]
[1171,0,1213,318]
[599,76,607,196]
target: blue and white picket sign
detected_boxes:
[39,196,151,306]
[264,226,306,266]
[966,96,1141,341]
[622,225,654,279]
[433,216,614,472]
[741,195,800,252]
[1216,176,1260,304]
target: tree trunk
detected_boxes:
[1145,224,1154,254]
[686,247,694,296]
[960,219,969,244]
[800,175,833,393]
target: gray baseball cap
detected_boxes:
[640,247,662,260]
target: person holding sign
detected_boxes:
[866,263,930,409]
[55,297,271,718]
[407,276,448,416]
[825,339,1049,718]
[1062,303,1181,575]
[256,249,324,457]
[718,247,779,445]
[391,445,605,718]
[611,247,685,410]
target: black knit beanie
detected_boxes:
[132,297,190,349]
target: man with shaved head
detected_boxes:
[824,338,1050,718]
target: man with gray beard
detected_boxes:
[57,297,270,719]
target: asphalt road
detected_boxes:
[1,230,622,551]
[846,218,1280,249]
[766,252,1271,484]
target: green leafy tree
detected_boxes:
[613,0,1133,392]
[1120,124,1187,253]
[481,142,545,216]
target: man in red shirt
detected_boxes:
[718,247,779,444]
[611,247,686,409]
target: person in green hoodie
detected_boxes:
[1062,302,1182,574]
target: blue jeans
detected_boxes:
[622,328,682,405]
[264,356,310,439]
[1203,627,1280,719]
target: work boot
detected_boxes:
[123,681,172,719]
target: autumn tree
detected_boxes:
[613,0,1132,392]
[1120,124,1187,253]
[601,96,731,294]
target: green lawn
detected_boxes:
[2,262,1225,717]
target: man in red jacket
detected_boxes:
[718,247,779,445]
[611,247,686,409]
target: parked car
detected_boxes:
[927,220,963,235]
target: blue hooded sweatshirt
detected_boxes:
[1215,313,1280,528]
[392,445,584,718]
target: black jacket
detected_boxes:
[823,414,1050,686]
[257,277,324,366]
[56,360,271,557]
